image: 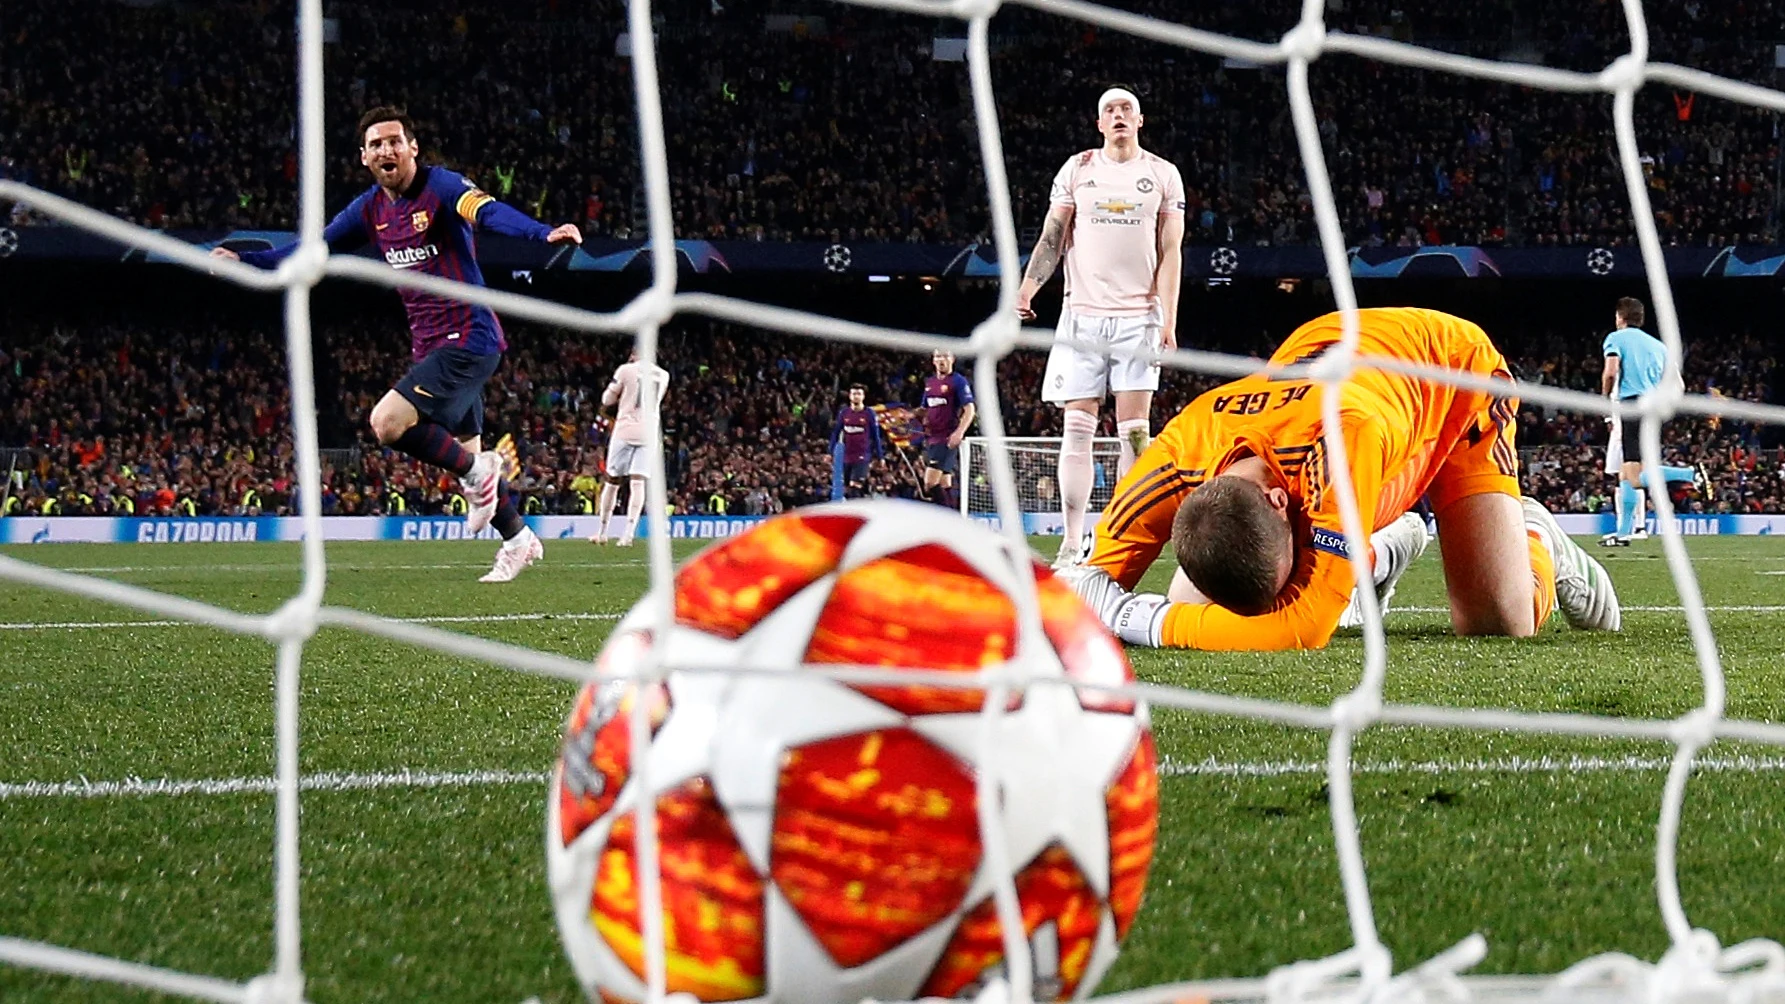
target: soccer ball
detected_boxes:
[547,500,1158,1003]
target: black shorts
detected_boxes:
[844,460,871,483]
[1618,407,1644,462]
[396,348,502,438]
[924,442,958,474]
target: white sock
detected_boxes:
[621,477,646,542]
[1116,418,1150,478]
[1058,410,1097,550]
[597,482,619,536]
[503,526,533,551]
[1371,536,1392,585]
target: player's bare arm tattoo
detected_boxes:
[1024,214,1067,286]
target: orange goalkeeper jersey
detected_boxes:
[1087,306,1519,650]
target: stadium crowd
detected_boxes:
[3,0,1783,246]
[4,309,1779,519]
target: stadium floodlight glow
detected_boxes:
[6,0,1785,995]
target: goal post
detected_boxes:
[958,436,1122,531]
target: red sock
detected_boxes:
[392,422,474,478]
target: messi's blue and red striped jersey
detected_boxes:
[239,166,555,361]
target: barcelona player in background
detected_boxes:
[211,107,582,583]
[832,384,885,499]
[920,350,975,509]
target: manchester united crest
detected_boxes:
[410,210,431,233]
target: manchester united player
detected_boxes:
[1016,86,1185,567]
[1063,307,1623,650]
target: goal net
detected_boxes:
[7,0,1785,1001]
[959,436,1121,527]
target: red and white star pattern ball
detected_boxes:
[548,500,1158,1003]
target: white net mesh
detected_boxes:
[9,0,1785,1002]
[959,436,1122,519]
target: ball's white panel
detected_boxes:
[639,673,726,794]
[1031,920,1064,1000]
[655,622,746,675]
[711,674,903,873]
[760,883,960,1003]
[833,901,963,1003]
[1074,912,1122,1001]
[732,573,837,670]
[914,685,1140,900]
[759,884,846,1001]
[610,593,661,642]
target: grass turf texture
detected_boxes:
[2,535,1784,1002]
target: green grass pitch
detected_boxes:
[3,535,1784,1002]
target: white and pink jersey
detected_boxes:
[1049,148,1185,317]
[604,361,670,445]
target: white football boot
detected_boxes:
[1338,512,1430,629]
[1523,495,1621,631]
[462,450,503,534]
[479,527,544,583]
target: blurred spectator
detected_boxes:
[2,305,1777,516]
[2,0,1780,246]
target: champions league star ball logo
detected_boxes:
[1210,246,1239,276]
[547,502,1158,1004]
[823,244,853,273]
[1587,247,1614,275]
[0,228,17,258]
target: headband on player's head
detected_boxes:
[1097,87,1141,118]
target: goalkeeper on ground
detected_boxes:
[1063,307,1623,650]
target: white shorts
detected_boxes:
[605,439,649,478]
[1605,416,1622,474]
[1042,307,1162,404]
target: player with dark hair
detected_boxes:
[920,350,974,508]
[211,106,582,582]
[832,384,885,499]
[1063,307,1623,650]
[1599,296,1702,547]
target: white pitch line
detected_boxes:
[46,561,649,573]
[0,612,623,631]
[5,605,1777,633]
[1158,754,1785,778]
[12,755,1785,801]
[0,768,550,800]
[1390,605,1785,614]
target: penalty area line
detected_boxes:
[13,755,1785,800]
[1389,604,1785,614]
[1158,754,1785,778]
[0,611,624,631]
[0,768,551,800]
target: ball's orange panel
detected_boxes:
[771,728,982,968]
[675,513,863,638]
[557,639,669,848]
[592,778,766,1001]
[917,844,1105,1000]
[1105,731,1159,939]
[807,543,1019,714]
